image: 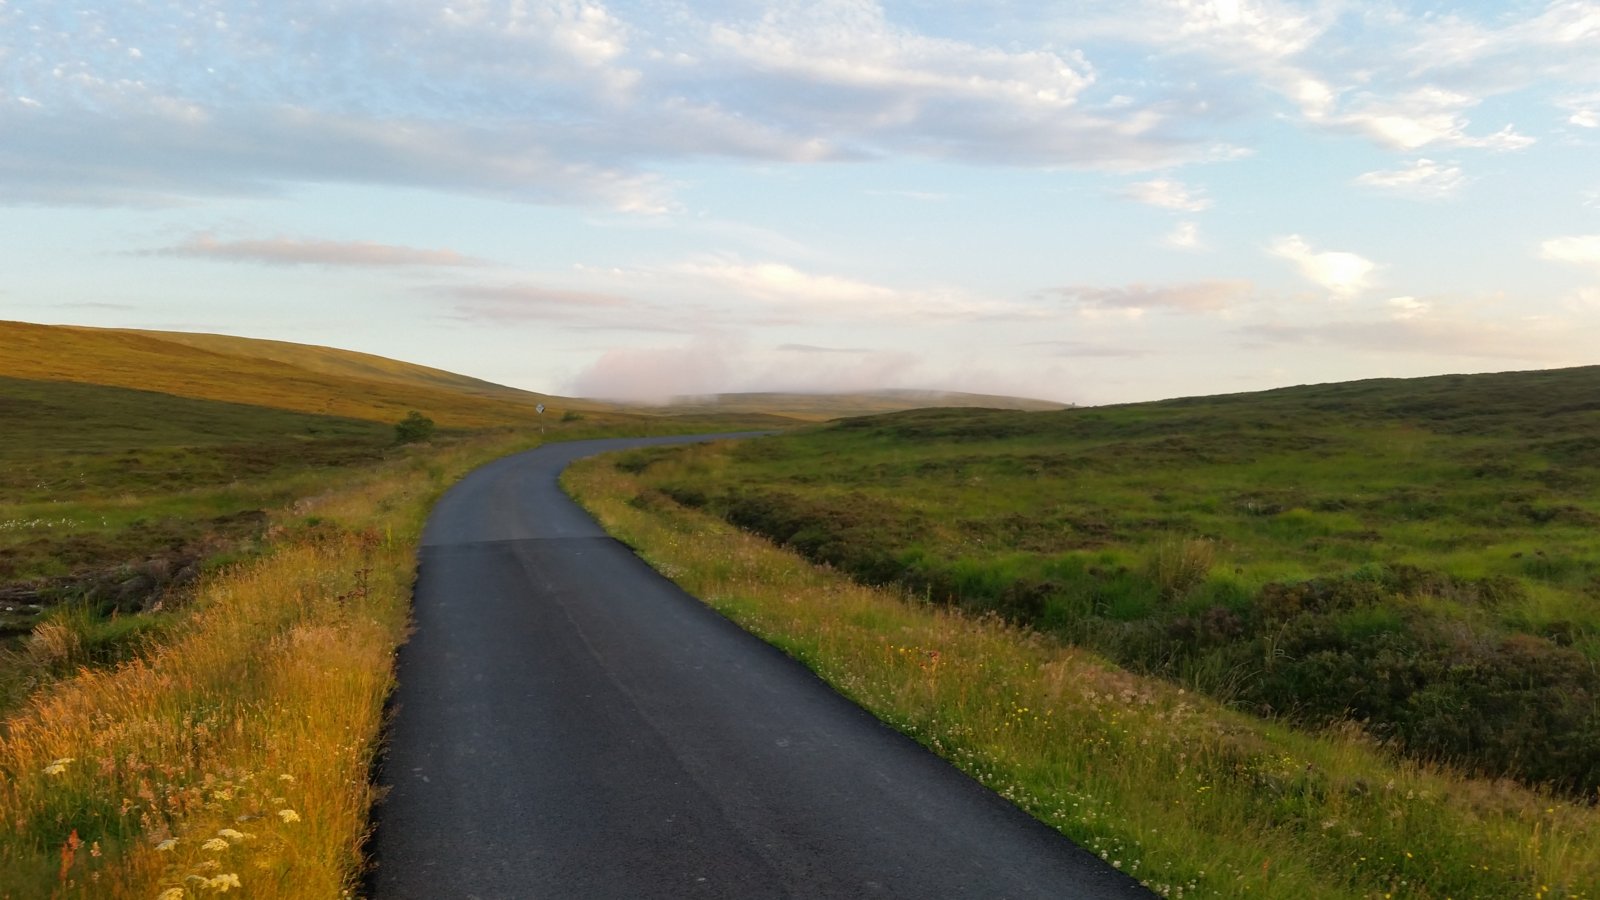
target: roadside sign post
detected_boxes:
[537,403,545,435]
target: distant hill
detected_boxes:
[638,390,1070,421]
[131,329,543,403]
[0,321,599,429]
[1,321,1069,427]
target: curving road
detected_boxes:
[370,434,1152,899]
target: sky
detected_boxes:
[2,0,1598,406]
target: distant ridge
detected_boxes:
[635,389,1070,421]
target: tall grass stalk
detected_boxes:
[566,455,1598,900]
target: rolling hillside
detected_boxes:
[604,364,1600,794]
[0,320,591,429]
[130,328,555,403]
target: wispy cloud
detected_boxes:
[1328,88,1535,152]
[1268,235,1375,298]
[664,258,1023,322]
[1240,315,1582,362]
[1558,91,1600,128]
[1539,234,1600,268]
[1387,296,1431,320]
[432,282,634,324]
[1025,339,1149,358]
[1354,158,1466,200]
[1050,280,1252,316]
[159,235,485,267]
[779,343,875,354]
[1122,178,1211,212]
[1163,221,1203,250]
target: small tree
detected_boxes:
[394,411,436,444]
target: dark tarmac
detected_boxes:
[370,434,1153,899]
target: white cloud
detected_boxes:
[1353,158,1466,200]
[708,1,1094,109]
[1122,178,1211,212]
[1052,280,1252,315]
[1163,221,1203,250]
[159,235,484,267]
[1539,234,1600,268]
[664,258,1021,322]
[1059,2,1577,155]
[1331,88,1535,152]
[691,0,1228,168]
[1268,235,1376,297]
[0,104,670,210]
[1387,296,1430,320]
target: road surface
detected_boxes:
[370,434,1152,899]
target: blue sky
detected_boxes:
[3,0,1598,404]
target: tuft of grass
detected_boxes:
[1149,538,1214,601]
[566,453,1600,900]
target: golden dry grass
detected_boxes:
[0,433,538,898]
[0,320,594,429]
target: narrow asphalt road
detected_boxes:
[370,434,1153,899]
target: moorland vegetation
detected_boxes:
[568,365,1600,898]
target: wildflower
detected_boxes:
[216,829,245,842]
[278,774,295,783]
[207,873,242,892]
[201,838,230,852]
[278,809,301,824]
[43,758,74,776]
[157,889,186,900]
[156,839,178,852]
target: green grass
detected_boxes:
[566,451,1600,900]
[600,365,1600,796]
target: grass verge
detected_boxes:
[0,431,540,898]
[565,451,1599,900]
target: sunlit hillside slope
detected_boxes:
[0,320,593,429]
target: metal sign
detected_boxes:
[536,403,546,415]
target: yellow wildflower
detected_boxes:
[278,809,301,824]
[42,758,74,776]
